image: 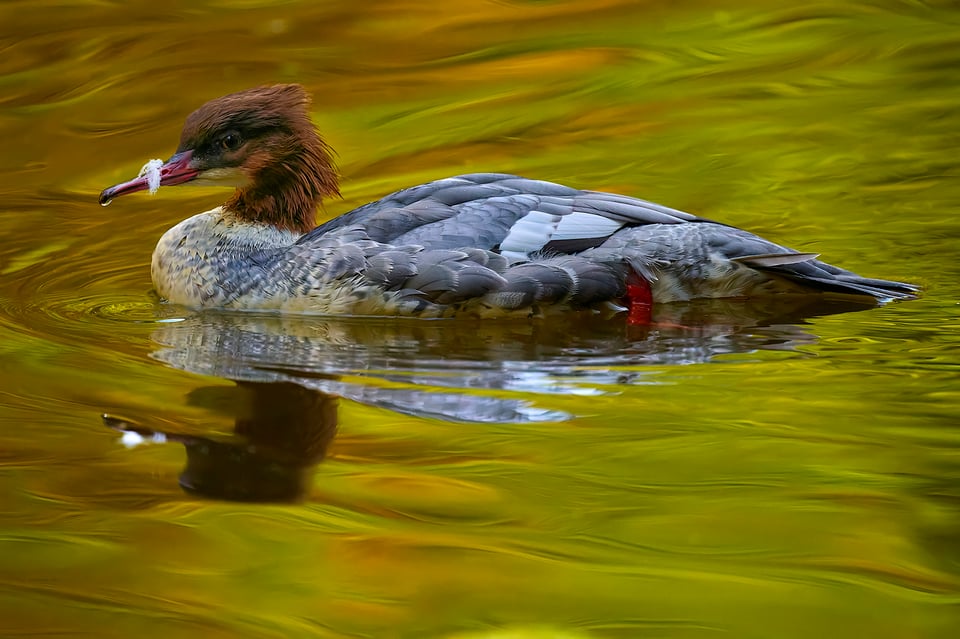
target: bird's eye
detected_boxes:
[220,132,242,151]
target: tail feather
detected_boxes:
[757,260,919,302]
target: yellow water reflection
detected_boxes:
[0,1,958,638]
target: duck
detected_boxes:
[99,84,917,319]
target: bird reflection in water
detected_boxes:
[105,296,876,502]
[105,381,336,502]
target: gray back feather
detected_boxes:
[293,173,917,306]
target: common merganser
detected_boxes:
[99,84,917,318]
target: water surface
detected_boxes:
[1,1,959,638]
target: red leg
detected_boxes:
[625,272,653,325]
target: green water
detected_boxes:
[1,1,959,637]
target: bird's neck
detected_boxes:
[224,144,340,234]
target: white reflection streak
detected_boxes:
[120,431,167,448]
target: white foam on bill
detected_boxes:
[138,158,164,194]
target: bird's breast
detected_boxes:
[150,208,303,308]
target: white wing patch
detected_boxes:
[552,212,624,241]
[499,211,562,260]
[499,210,625,261]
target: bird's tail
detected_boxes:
[733,253,919,302]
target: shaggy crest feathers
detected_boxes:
[179,84,340,233]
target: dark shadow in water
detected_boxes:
[106,296,875,502]
[105,381,337,502]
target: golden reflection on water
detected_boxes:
[1,1,959,637]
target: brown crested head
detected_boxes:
[100,84,340,233]
[180,84,340,233]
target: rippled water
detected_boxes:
[1,1,959,637]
